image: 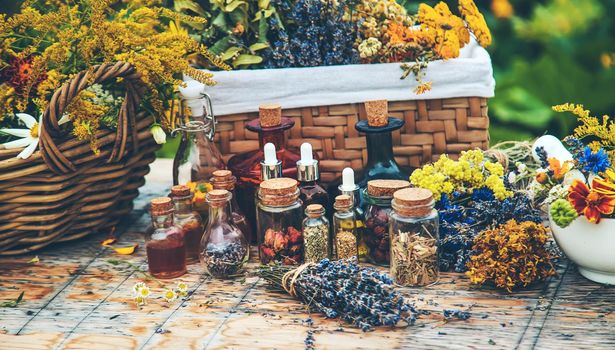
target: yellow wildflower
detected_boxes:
[491,0,513,19]
[459,0,492,47]
[414,82,432,95]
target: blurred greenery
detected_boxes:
[3,0,615,153]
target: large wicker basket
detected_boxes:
[213,97,489,184]
[0,62,159,255]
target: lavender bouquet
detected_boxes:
[258,258,418,331]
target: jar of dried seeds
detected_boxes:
[257,178,304,265]
[302,204,330,263]
[390,188,439,286]
[363,180,410,266]
[332,195,358,260]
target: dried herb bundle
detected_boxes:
[391,231,438,286]
[466,220,556,292]
[258,258,418,332]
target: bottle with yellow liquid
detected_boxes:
[338,168,368,262]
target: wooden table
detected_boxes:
[1,171,614,350]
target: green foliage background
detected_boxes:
[2,0,614,154]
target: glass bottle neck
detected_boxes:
[151,213,174,229]
[258,129,286,150]
[173,197,193,214]
[208,201,233,224]
[366,132,395,165]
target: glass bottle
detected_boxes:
[256,178,304,265]
[390,188,439,286]
[302,204,330,263]
[200,189,249,278]
[355,100,410,206]
[145,197,186,279]
[228,104,301,237]
[297,142,330,216]
[174,81,225,218]
[338,167,367,261]
[170,185,204,265]
[363,179,410,266]
[210,169,254,243]
[332,195,358,260]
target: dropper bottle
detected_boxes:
[297,142,329,215]
[338,167,368,262]
[261,142,283,181]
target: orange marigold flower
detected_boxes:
[387,23,413,45]
[568,179,615,224]
[547,158,573,181]
[536,172,548,184]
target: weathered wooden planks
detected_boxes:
[1,176,614,350]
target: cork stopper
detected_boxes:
[392,188,434,217]
[259,177,298,196]
[211,169,236,190]
[305,204,325,218]
[206,189,232,207]
[258,178,299,206]
[171,185,191,197]
[365,100,388,127]
[259,103,282,128]
[367,179,411,198]
[335,194,352,208]
[151,197,173,215]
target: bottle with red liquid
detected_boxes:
[227,104,301,239]
[170,185,204,264]
[145,197,187,279]
[210,169,253,243]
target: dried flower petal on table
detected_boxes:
[112,244,139,255]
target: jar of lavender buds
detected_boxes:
[200,189,249,278]
[257,178,304,265]
[363,180,410,266]
[390,188,439,286]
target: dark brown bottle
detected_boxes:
[145,197,186,279]
[296,143,330,217]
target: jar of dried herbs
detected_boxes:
[363,179,410,266]
[390,188,439,287]
[332,195,358,260]
[257,178,304,265]
[302,204,330,263]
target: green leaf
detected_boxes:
[258,0,270,10]
[249,42,269,51]
[258,11,268,43]
[0,292,24,308]
[225,0,247,12]
[212,12,228,29]
[173,0,207,16]
[221,47,243,61]
[232,54,263,67]
[209,37,232,55]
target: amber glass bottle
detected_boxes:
[228,104,301,237]
[210,169,253,243]
[145,197,186,279]
[170,185,204,265]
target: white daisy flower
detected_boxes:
[163,289,177,303]
[0,113,69,159]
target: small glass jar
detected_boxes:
[332,195,358,260]
[200,189,249,278]
[145,197,186,279]
[302,204,330,263]
[170,185,204,265]
[363,180,410,266]
[210,169,254,243]
[257,178,304,265]
[390,188,439,286]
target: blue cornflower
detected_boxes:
[471,187,495,202]
[577,146,611,174]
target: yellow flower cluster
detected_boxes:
[0,0,228,134]
[410,149,513,200]
[459,0,492,47]
[553,103,615,163]
[65,90,110,155]
[466,220,555,293]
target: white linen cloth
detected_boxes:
[187,37,495,116]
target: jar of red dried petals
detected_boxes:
[363,179,410,266]
[257,178,304,265]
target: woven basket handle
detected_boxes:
[39,62,146,174]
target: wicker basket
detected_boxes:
[213,97,489,184]
[0,62,159,255]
